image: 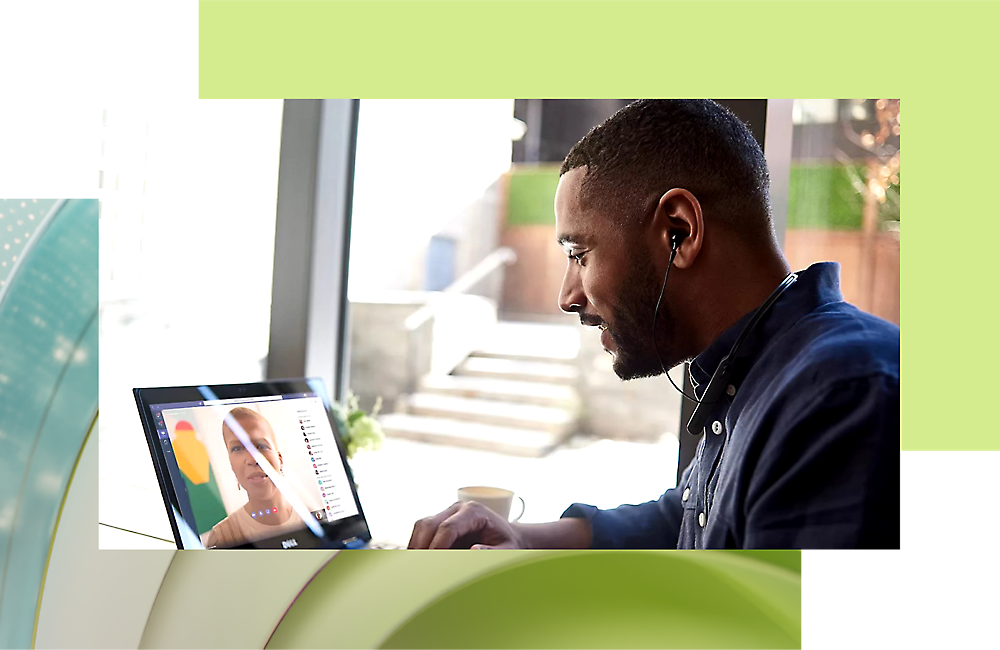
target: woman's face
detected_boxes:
[223,416,283,499]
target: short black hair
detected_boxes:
[561,99,773,245]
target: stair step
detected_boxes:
[378,413,568,457]
[469,349,577,364]
[454,357,578,384]
[402,393,576,433]
[418,375,579,407]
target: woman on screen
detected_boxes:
[204,407,305,548]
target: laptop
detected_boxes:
[134,378,392,549]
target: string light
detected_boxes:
[844,99,900,216]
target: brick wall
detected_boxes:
[784,230,900,325]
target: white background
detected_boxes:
[1,2,989,648]
[803,451,998,649]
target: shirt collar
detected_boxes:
[688,262,844,395]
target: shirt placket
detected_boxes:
[693,393,733,548]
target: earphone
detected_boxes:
[651,230,696,402]
[650,230,798,435]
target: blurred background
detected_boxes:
[70,98,898,547]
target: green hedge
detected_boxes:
[787,163,899,230]
[505,163,898,230]
[506,166,561,226]
[787,163,864,230]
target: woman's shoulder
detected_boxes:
[206,509,248,548]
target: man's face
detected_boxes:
[223,416,283,499]
[555,167,678,380]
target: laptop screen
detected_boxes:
[147,389,360,548]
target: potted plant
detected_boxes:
[332,391,385,489]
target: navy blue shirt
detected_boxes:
[561,262,900,549]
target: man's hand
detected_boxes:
[407,501,527,549]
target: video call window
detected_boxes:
[151,395,357,548]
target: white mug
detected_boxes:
[457,486,525,522]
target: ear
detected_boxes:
[649,188,704,270]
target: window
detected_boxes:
[96,100,284,545]
[784,99,900,324]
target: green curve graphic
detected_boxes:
[264,553,340,647]
[267,551,534,649]
[378,553,800,649]
[265,550,800,650]
[0,199,99,649]
[683,552,801,643]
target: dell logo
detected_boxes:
[281,538,298,549]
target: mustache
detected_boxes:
[579,314,605,328]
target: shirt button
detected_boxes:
[682,487,690,502]
[712,420,723,435]
[726,384,736,397]
[698,512,706,527]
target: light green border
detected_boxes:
[199,1,941,98]
[200,0,1000,449]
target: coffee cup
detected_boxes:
[457,486,525,522]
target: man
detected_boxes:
[408,99,900,550]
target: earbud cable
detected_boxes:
[652,246,703,403]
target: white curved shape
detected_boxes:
[35,419,175,649]
[139,549,336,649]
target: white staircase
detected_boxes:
[453,357,578,384]
[379,321,582,457]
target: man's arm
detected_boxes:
[744,374,900,549]
[407,501,591,549]
[408,463,690,549]
[510,517,592,549]
[557,461,693,549]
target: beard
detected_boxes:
[606,255,681,381]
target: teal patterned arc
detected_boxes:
[0,199,99,648]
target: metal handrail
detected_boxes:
[404,246,517,332]
[443,246,517,294]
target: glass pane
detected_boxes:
[95,100,284,542]
[784,99,900,324]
